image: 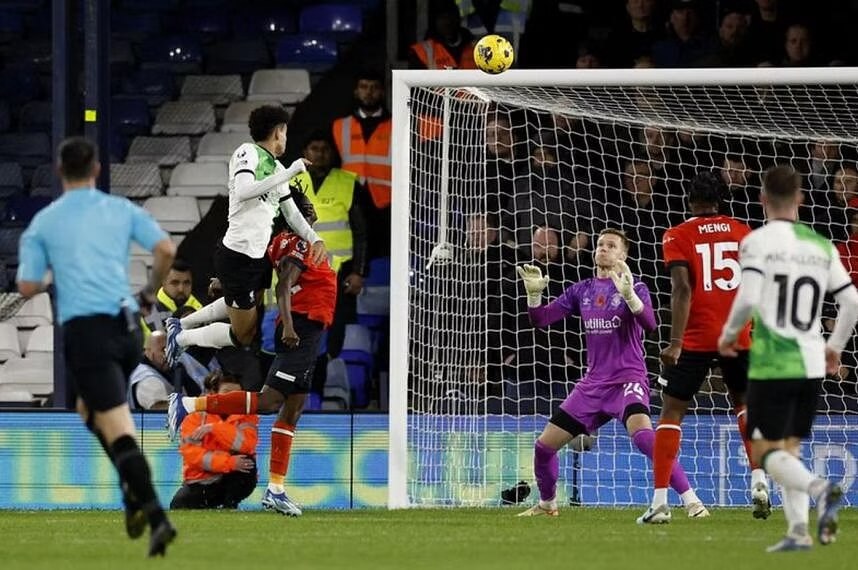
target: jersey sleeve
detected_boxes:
[828,253,854,295]
[232,143,259,179]
[16,217,48,283]
[662,227,689,269]
[738,233,764,276]
[129,202,168,251]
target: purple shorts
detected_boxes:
[558,379,651,434]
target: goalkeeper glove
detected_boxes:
[609,260,644,314]
[516,264,549,308]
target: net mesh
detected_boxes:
[405,82,858,507]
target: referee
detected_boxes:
[16,137,177,557]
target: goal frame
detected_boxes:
[387,67,858,509]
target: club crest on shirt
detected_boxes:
[610,293,623,307]
[296,240,308,253]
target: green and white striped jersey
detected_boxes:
[735,220,852,380]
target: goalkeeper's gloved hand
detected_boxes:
[516,264,549,308]
[609,260,644,314]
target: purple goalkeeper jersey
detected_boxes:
[528,276,656,386]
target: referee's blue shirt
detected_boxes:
[16,188,168,324]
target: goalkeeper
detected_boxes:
[517,229,707,519]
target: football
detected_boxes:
[473,34,514,74]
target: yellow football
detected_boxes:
[473,34,514,74]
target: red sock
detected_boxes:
[654,420,681,489]
[269,421,296,487]
[203,391,258,415]
[735,405,759,469]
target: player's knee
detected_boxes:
[258,390,285,413]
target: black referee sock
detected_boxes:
[86,424,138,510]
[111,435,167,529]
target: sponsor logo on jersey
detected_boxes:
[581,296,591,307]
[583,315,622,334]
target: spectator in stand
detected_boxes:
[720,153,764,227]
[837,209,858,287]
[651,0,715,68]
[606,0,662,68]
[575,42,602,69]
[171,371,258,510]
[139,259,202,344]
[331,70,391,260]
[289,131,368,361]
[748,0,792,64]
[408,0,477,70]
[782,23,816,66]
[696,8,753,67]
[813,165,858,243]
[485,113,521,217]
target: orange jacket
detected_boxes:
[409,38,477,70]
[179,411,259,484]
[333,116,392,209]
[837,238,858,287]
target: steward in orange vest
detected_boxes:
[408,1,477,70]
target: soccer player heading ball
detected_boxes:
[517,229,707,518]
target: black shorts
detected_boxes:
[63,312,143,412]
[264,313,323,396]
[746,378,820,441]
[214,242,272,310]
[660,350,749,402]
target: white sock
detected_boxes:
[680,489,700,507]
[762,449,816,492]
[539,498,557,510]
[781,485,810,536]
[651,488,668,508]
[181,396,195,414]
[751,468,768,489]
[267,482,285,494]
[176,322,235,349]
[180,298,229,329]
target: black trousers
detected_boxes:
[170,470,256,510]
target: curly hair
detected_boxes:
[688,171,725,206]
[248,105,290,143]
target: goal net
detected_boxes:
[388,69,858,508]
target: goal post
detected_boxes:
[389,68,858,509]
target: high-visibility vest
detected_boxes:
[333,115,392,209]
[140,288,203,345]
[293,168,357,273]
[410,38,477,70]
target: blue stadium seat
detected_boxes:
[233,8,297,38]
[18,101,51,134]
[0,101,9,133]
[122,0,179,11]
[4,194,51,224]
[0,10,25,42]
[111,97,151,136]
[0,163,24,199]
[260,306,278,354]
[275,35,338,71]
[304,392,323,411]
[121,69,176,107]
[299,4,362,34]
[0,226,24,264]
[205,40,271,75]
[346,363,370,408]
[357,256,390,328]
[340,323,375,393]
[29,163,53,197]
[112,11,161,41]
[365,257,390,286]
[138,36,203,74]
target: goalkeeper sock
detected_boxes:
[735,405,760,470]
[197,391,258,415]
[177,322,236,349]
[652,421,681,493]
[762,449,817,492]
[780,484,810,537]
[268,421,296,494]
[180,298,229,329]
[633,427,691,501]
[533,440,558,502]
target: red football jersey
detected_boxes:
[266,231,338,328]
[662,214,752,351]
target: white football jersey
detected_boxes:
[222,143,288,258]
[738,220,852,379]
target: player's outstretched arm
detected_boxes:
[609,261,656,330]
[279,196,326,265]
[517,264,577,328]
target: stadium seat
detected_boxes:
[138,36,203,74]
[110,40,136,77]
[29,164,53,196]
[111,97,151,136]
[0,133,50,174]
[0,226,23,264]
[304,391,322,411]
[110,131,129,163]
[247,69,312,105]
[205,40,271,75]
[167,162,228,197]
[180,74,244,107]
[299,4,363,34]
[340,324,374,367]
[12,292,52,328]
[18,101,51,134]
[0,163,24,198]
[275,35,338,71]
[121,69,176,107]
[0,101,9,133]
[0,386,32,404]
[197,198,215,217]
[152,101,216,136]
[0,67,41,103]
[23,324,51,359]
[4,194,51,224]
[356,257,390,328]
[111,10,161,41]
[128,259,148,292]
[232,8,296,38]
[110,163,163,198]
[221,100,281,133]
[0,10,25,43]
[345,363,370,408]
[0,356,53,396]
[126,136,192,167]
[130,241,153,268]
[143,196,200,233]
[195,132,250,163]
[323,357,351,409]
[0,321,21,362]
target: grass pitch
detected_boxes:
[1,508,855,570]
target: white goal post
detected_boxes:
[389,68,858,509]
